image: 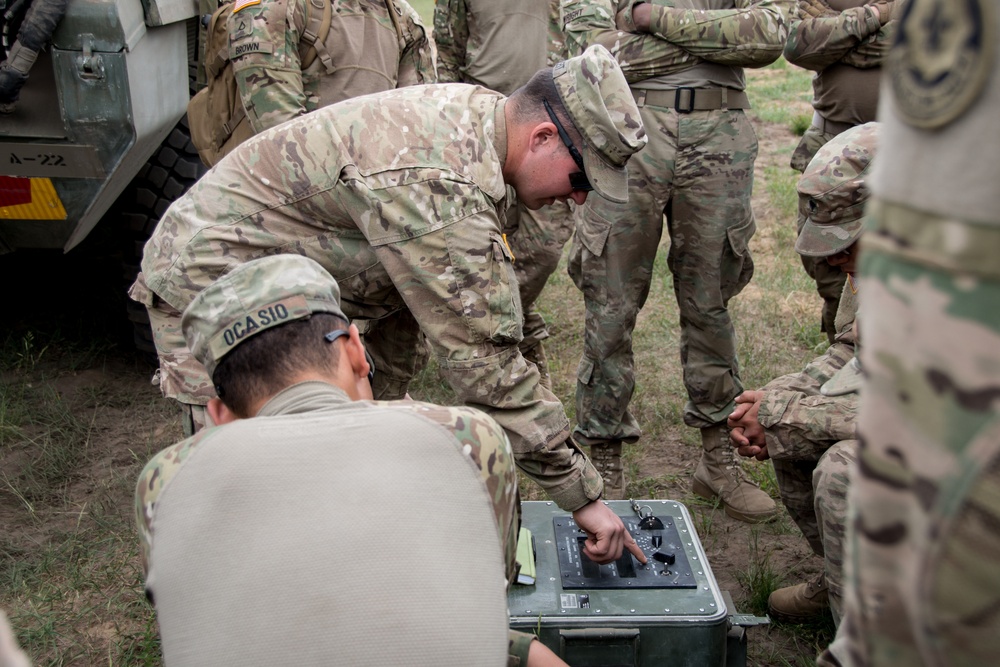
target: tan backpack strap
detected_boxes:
[299,0,335,73]
[383,0,404,45]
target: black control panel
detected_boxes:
[553,515,697,590]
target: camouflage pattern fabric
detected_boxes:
[762,284,858,617]
[230,0,435,133]
[563,0,789,436]
[432,0,575,380]
[784,0,893,73]
[562,0,788,85]
[433,0,549,96]
[785,0,891,341]
[819,1,1000,663]
[134,65,646,510]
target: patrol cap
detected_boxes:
[552,44,647,204]
[182,255,348,376]
[796,122,880,257]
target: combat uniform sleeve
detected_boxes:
[562,0,698,81]
[372,205,602,512]
[229,0,310,132]
[432,0,467,83]
[507,631,536,667]
[394,0,437,87]
[390,402,522,583]
[756,341,857,460]
[783,4,887,71]
[616,0,792,68]
[134,431,215,578]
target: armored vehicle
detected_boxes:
[1,0,205,346]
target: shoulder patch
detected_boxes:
[232,0,262,13]
[888,0,996,129]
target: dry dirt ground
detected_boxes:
[1,105,834,664]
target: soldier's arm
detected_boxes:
[230,0,310,133]
[134,432,214,578]
[784,5,885,71]
[370,204,602,513]
[394,0,437,87]
[755,341,857,459]
[757,389,858,460]
[620,0,792,69]
[432,0,468,83]
[562,0,698,82]
[388,402,521,583]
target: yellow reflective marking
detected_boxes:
[0,178,67,220]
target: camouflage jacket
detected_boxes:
[140,84,601,511]
[230,0,435,133]
[757,282,858,461]
[136,381,520,580]
[784,0,893,71]
[562,0,791,83]
[433,0,552,95]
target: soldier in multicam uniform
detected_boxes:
[433,0,574,388]
[229,0,435,133]
[561,0,791,510]
[727,123,878,625]
[130,45,649,564]
[135,254,567,666]
[819,0,1000,664]
[785,0,898,343]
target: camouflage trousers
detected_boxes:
[791,124,849,344]
[569,106,756,443]
[773,439,857,620]
[820,200,1000,666]
[503,195,576,356]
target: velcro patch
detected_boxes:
[231,40,274,57]
[232,0,261,13]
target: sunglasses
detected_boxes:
[324,329,375,384]
[542,99,593,193]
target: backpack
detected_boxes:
[188,0,334,167]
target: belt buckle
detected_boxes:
[674,87,696,114]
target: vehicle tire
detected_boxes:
[119,114,207,357]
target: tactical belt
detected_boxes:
[632,87,750,112]
[812,110,855,135]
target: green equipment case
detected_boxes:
[509,500,763,667]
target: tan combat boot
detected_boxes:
[768,573,829,623]
[591,442,626,500]
[692,423,777,523]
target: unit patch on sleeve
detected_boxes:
[232,0,262,13]
[888,0,996,129]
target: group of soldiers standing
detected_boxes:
[67,0,1000,665]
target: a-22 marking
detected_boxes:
[9,153,68,166]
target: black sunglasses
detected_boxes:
[324,329,375,384]
[542,99,593,193]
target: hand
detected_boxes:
[727,390,767,456]
[616,2,653,33]
[572,500,648,565]
[868,0,895,25]
[797,0,837,20]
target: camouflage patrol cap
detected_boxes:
[552,44,647,204]
[796,122,880,257]
[182,255,348,376]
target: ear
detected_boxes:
[345,324,374,399]
[207,397,240,425]
[528,121,558,153]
